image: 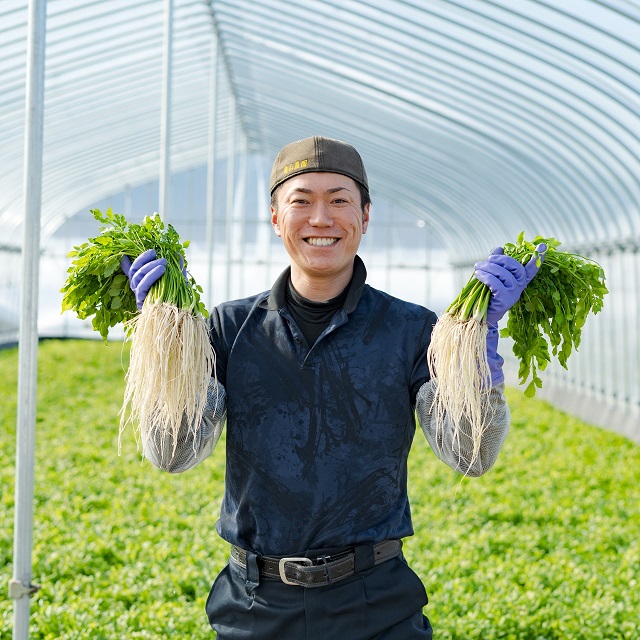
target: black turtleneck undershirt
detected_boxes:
[285,278,349,347]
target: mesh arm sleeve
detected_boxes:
[143,378,227,474]
[416,380,510,477]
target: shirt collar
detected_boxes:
[262,255,367,313]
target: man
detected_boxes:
[122,136,544,639]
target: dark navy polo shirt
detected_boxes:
[208,256,437,556]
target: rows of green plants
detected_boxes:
[1,339,638,639]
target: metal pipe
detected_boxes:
[598,253,611,404]
[11,0,47,638]
[634,250,640,414]
[158,0,173,220]
[385,204,393,293]
[124,184,132,217]
[225,93,236,301]
[236,135,248,297]
[424,223,431,308]
[205,31,219,309]
[615,251,629,412]
[254,156,272,289]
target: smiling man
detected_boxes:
[123,136,544,639]
[272,172,368,299]
[269,139,370,302]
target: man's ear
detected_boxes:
[362,203,370,234]
[271,207,282,237]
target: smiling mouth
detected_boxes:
[305,237,339,246]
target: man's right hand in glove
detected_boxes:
[120,249,167,310]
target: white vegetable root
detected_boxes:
[427,313,492,466]
[119,302,215,461]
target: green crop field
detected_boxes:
[1,339,639,639]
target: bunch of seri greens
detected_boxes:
[428,232,607,465]
[61,208,215,461]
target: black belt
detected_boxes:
[229,539,401,588]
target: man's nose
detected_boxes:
[308,202,333,226]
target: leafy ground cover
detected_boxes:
[1,339,638,639]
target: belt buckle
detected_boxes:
[278,557,313,585]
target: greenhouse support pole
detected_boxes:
[254,157,272,290]
[158,0,173,221]
[225,94,236,301]
[385,205,393,292]
[634,249,640,415]
[10,0,46,638]
[205,32,219,308]
[235,135,248,296]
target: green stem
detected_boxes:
[473,286,490,320]
[448,278,490,322]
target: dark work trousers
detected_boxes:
[205,548,433,639]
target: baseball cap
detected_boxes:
[269,136,369,195]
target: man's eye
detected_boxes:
[332,198,347,204]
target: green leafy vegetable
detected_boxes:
[501,233,608,397]
[61,208,208,341]
[446,232,608,397]
[61,209,215,458]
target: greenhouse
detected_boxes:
[2,1,639,639]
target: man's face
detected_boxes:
[271,172,370,283]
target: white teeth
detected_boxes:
[306,237,338,246]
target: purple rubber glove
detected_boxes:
[475,244,546,385]
[486,325,505,386]
[120,249,167,309]
[474,244,547,327]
